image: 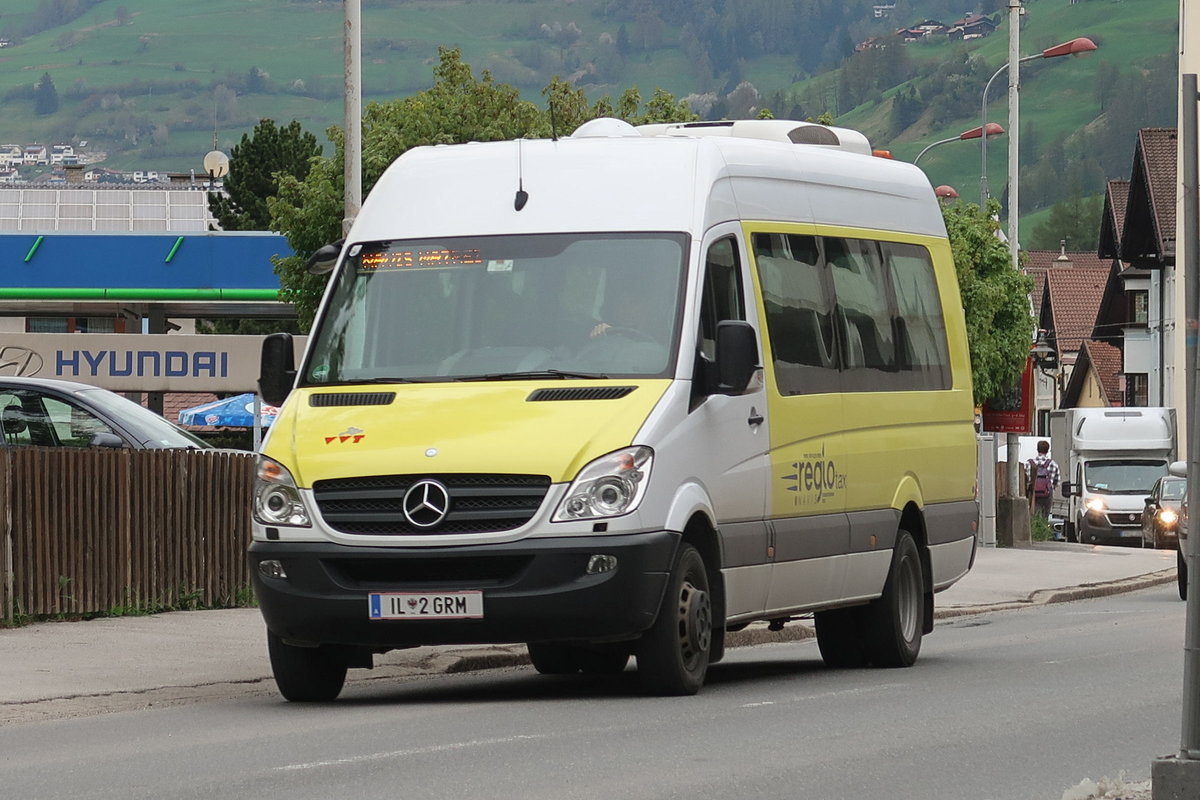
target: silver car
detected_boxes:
[0,376,211,450]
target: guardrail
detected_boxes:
[1,448,254,623]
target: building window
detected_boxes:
[1125,373,1149,407]
[26,317,125,333]
[1127,290,1148,328]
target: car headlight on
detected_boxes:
[1085,497,1107,514]
[254,456,311,527]
[553,446,653,521]
[1160,509,1178,525]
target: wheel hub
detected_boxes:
[678,581,711,665]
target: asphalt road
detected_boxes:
[0,585,1184,800]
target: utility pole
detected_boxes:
[1152,70,1200,800]
[343,0,361,237]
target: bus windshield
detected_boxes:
[303,233,688,384]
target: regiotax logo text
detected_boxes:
[782,445,845,505]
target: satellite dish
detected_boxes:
[203,150,230,179]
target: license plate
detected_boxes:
[368,591,483,620]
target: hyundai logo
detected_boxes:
[402,479,450,528]
[0,346,44,377]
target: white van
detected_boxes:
[252,118,980,699]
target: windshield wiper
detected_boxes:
[453,369,610,382]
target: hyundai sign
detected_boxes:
[0,333,306,393]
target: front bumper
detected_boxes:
[1078,509,1144,546]
[249,531,678,650]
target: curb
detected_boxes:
[441,570,1177,674]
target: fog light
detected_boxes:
[258,559,288,580]
[586,555,618,575]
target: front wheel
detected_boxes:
[1179,549,1188,601]
[864,531,925,668]
[636,543,712,695]
[267,632,347,702]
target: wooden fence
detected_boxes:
[1,448,255,623]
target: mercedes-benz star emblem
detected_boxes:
[402,479,450,528]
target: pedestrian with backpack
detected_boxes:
[1027,439,1061,521]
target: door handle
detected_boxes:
[748,407,764,427]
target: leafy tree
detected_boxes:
[942,199,1035,404]
[270,48,697,329]
[208,118,321,231]
[34,72,58,115]
[1028,194,1104,252]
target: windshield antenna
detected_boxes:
[514,138,529,211]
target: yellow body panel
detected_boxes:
[742,221,976,520]
[263,381,670,487]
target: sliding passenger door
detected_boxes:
[748,228,850,614]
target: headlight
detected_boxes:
[1085,497,1107,514]
[553,446,653,521]
[253,456,311,527]
[1160,509,1179,525]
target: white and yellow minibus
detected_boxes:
[251,118,979,699]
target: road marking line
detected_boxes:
[275,734,550,771]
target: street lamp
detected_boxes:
[934,185,959,202]
[914,123,1003,165]
[979,36,1097,209]
[202,149,229,191]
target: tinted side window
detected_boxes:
[826,237,896,390]
[883,242,950,390]
[752,232,839,395]
[698,237,745,361]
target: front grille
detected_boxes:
[324,555,531,588]
[312,473,551,535]
[1107,512,1142,527]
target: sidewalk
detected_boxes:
[0,541,1177,720]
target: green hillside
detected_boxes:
[831,0,1177,246]
[0,0,1177,252]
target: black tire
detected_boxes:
[527,642,581,675]
[814,605,868,668]
[864,531,925,668]
[1065,520,1078,544]
[1179,549,1188,601]
[267,632,347,702]
[636,543,712,695]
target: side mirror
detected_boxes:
[714,320,759,395]
[89,432,126,448]
[305,240,344,275]
[1060,482,1074,497]
[1144,497,1156,507]
[260,332,297,407]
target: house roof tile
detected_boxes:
[1045,266,1109,355]
[1098,179,1130,260]
[1079,339,1124,406]
[1121,127,1176,264]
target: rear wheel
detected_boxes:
[267,632,347,702]
[636,544,712,695]
[1065,520,1078,544]
[814,606,868,668]
[864,531,924,668]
